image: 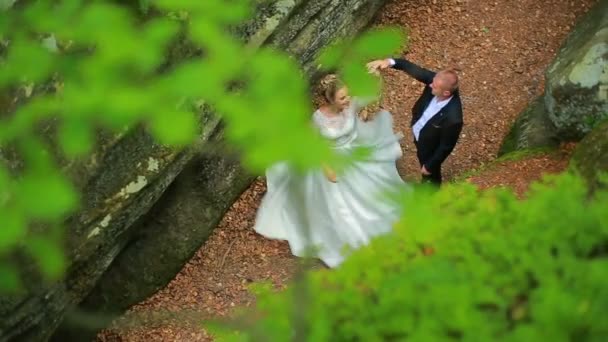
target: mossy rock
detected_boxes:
[570,121,608,194]
[502,0,608,155]
[544,0,608,140]
[498,96,559,156]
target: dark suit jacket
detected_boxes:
[392,58,463,171]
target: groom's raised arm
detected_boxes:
[389,58,435,85]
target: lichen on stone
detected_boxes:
[147,157,160,172]
[119,175,148,198]
[568,42,607,88]
[86,214,112,239]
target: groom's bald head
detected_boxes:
[438,69,459,91]
[431,68,459,98]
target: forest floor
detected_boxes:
[98,0,594,340]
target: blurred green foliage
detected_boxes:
[2,2,605,340]
[0,0,403,291]
[210,172,608,341]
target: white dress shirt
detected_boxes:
[385,58,453,141]
[412,96,452,141]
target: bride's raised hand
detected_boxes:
[367,64,380,76]
[366,59,391,74]
[322,164,338,183]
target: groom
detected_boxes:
[367,58,463,185]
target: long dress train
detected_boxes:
[254,100,407,267]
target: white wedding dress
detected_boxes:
[253,99,407,267]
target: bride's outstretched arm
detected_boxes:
[351,65,385,116]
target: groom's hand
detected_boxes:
[366,59,393,73]
[421,165,431,176]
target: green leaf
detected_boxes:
[16,171,79,220]
[341,62,381,97]
[22,1,55,32]
[101,94,148,129]
[352,26,405,60]
[316,27,404,72]
[58,118,93,157]
[155,0,200,11]
[317,40,347,70]
[206,0,251,24]
[0,209,26,252]
[1,38,55,85]
[55,0,85,21]
[148,110,198,146]
[18,136,56,172]
[26,237,66,279]
[189,20,241,61]
[156,0,251,23]
[140,0,151,14]
[0,262,21,292]
[0,9,11,34]
[137,17,180,72]
[165,60,229,99]
[76,3,132,43]
[0,96,59,145]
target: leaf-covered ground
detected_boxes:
[464,143,577,198]
[98,0,595,340]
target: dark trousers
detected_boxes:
[421,169,442,185]
[416,143,442,186]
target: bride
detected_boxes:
[253,74,407,268]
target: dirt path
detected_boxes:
[98,0,594,340]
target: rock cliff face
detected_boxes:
[0,1,387,341]
[499,0,607,155]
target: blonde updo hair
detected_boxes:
[313,72,384,121]
[316,73,345,105]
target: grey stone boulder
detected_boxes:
[498,96,560,155]
[500,0,608,155]
[544,0,608,140]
